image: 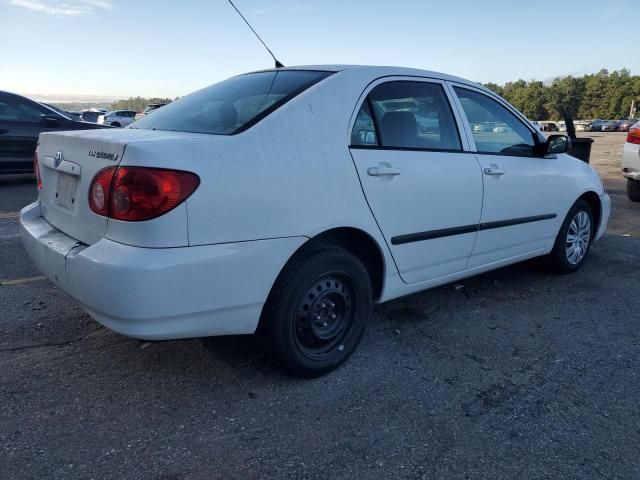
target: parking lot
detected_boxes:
[1,132,639,479]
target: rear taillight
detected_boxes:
[627,127,640,145]
[33,151,42,190]
[89,167,199,221]
[89,166,117,216]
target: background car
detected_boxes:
[622,122,640,201]
[540,122,559,132]
[601,120,620,132]
[619,119,639,132]
[81,110,106,123]
[0,90,109,173]
[98,110,137,127]
[135,103,167,120]
[586,119,605,131]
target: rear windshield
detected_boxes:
[131,70,332,135]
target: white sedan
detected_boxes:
[97,110,137,128]
[21,65,610,377]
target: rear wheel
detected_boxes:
[546,199,594,274]
[111,121,121,127]
[627,179,640,202]
[262,245,372,377]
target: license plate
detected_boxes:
[55,173,78,211]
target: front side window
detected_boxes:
[351,81,461,151]
[132,70,332,135]
[454,87,536,155]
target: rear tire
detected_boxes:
[627,179,640,202]
[111,122,121,127]
[262,245,372,378]
[546,199,594,274]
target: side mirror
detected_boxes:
[545,134,570,155]
[41,114,61,127]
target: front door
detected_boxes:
[349,79,483,284]
[451,85,564,268]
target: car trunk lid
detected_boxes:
[37,130,128,245]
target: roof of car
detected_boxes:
[250,64,484,90]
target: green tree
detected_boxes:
[546,76,585,138]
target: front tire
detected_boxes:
[627,179,640,202]
[547,199,594,274]
[262,245,372,378]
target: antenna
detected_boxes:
[227,0,284,68]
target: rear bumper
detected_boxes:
[20,202,306,340]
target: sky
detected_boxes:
[0,0,636,101]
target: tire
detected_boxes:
[546,199,594,274]
[262,245,372,378]
[111,122,121,127]
[627,179,640,202]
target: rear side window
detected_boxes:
[132,70,332,135]
[454,87,536,155]
[351,81,461,151]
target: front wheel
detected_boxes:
[627,179,640,202]
[546,199,594,274]
[262,245,372,378]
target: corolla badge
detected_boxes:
[54,152,63,168]
[88,149,119,161]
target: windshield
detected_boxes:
[132,70,332,135]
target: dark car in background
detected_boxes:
[601,120,620,132]
[586,119,605,131]
[619,119,639,132]
[135,103,168,120]
[80,110,106,123]
[0,90,110,173]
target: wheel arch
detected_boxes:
[264,227,386,309]
[578,191,602,237]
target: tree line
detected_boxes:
[484,69,639,121]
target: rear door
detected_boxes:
[450,84,563,268]
[349,78,483,284]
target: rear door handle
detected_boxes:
[483,167,505,176]
[367,166,402,177]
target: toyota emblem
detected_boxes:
[54,152,63,168]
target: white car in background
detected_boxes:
[622,122,640,201]
[98,110,137,127]
[21,65,610,377]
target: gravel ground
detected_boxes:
[1,133,639,479]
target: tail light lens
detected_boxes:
[89,167,199,221]
[33,151,42,190]
[627,127,640,145]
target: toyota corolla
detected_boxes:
[21,66,611,377]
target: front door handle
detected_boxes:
[367,166,402,177]
[484,167,505,176]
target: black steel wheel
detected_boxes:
[262,245,372,377]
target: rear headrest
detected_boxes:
[217,102,238,130]
[381,111,417,147]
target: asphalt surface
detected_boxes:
[1,133,639,479]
